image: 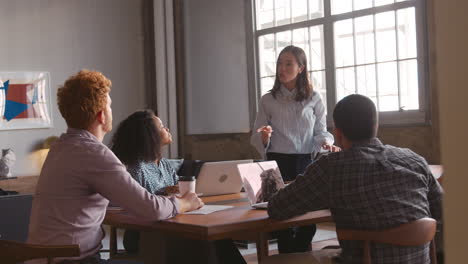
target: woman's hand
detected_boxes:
[257,125,273,146]
[322,143,341,152]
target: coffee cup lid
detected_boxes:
[179,176,195,181]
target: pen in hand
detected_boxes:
[257,126,273,146]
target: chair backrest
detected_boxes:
[0,239,80,264]
[0,194,32,242]
[336,217,437,264]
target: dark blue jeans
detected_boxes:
[267,152,316,253]
[58,253,142,264]
[58,254,107,264]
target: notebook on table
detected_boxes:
[195,159,253,197]
[237,161,285,209]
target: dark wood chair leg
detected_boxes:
[109,226,117,258]
[256,233,269,263]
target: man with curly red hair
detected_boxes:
[27,70,203,264]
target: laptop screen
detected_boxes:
[237,161,285,205]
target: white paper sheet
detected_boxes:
[184,205,234,215]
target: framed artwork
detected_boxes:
[0,72,52,130]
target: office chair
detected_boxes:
[337,217,437,264]
[0,239,80,264]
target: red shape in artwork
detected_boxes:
[13,104,42,119]
[5,84,35,104]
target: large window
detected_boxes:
[251,0,428,125]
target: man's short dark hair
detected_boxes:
[333,94,378,142]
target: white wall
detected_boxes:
[433,0,468,262]
[184,0,251,134]
[0,0,147,176]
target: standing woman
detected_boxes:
[251,45,340,253]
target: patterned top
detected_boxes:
[250,85,334,159]
[268,138,443,264]
[127,158,179,195]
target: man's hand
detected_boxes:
[256,125,273,146]
[176,192,204,213]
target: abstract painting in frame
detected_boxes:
[0,72,52,130]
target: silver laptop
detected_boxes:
[195,159,253,196]
[237,161,285,209]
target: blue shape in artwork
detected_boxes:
[4,100,28,121]
[32,85,38,104]
[0,80,9,94]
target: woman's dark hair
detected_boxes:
[333,94,378,142]
[110,110,162,165]
[270,45,312,102]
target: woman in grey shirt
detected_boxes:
[251,45,340,254]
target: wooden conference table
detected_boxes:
[104,193,332,264]
[104,165,442,263]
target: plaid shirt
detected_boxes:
[268,138,443,264]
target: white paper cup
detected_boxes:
[178,176,196,196]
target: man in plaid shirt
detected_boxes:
[267,94,443,264]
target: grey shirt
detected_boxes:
[251,86,334,159]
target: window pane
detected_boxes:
[331,0,352,15]
[311,71,327,112]
[293,28,311,71]
[256,0,274,30]
[276,31,292,55]
[260,77,275,96]
[259,34,276,77]
[399,59,419,110]
[374,0,394,7]
[397,8,417,59]
[310,25,324,71]
[292,0,308,23]
[275,0,291,26]
[334,19,354,67]
[355,15,375,65]
[354,0,373,11]
[377,62,398,111]
[309,0,324,19]
[336,67,355,101]
[293,28,309,51]
[376,11,397,62]
[356,65,377,105]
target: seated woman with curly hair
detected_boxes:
[110,110,178,253]
[111,110,177,195]
[111,110,245,263]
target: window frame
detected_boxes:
[247,0,430,126]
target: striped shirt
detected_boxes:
[251,85,334,159]
[268,138,443,264]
